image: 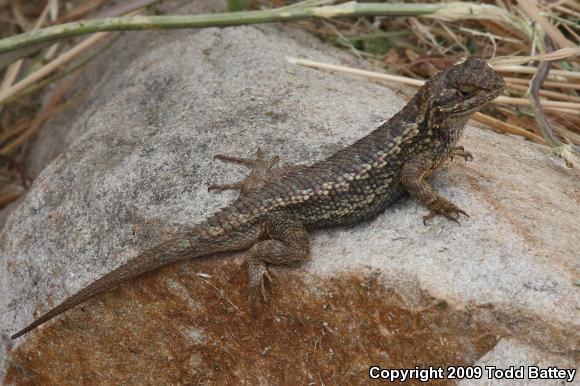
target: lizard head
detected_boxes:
[426,57,505,116]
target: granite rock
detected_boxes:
[1,6,578,384]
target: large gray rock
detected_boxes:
[1,11,578,385]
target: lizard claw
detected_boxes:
[213,153,257,167]
[423,198,469,226]
[257,268,275,303]
[248,260,274,316]
[450,146,473,162]
[422,212,435,226]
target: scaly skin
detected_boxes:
[11,57,505,339]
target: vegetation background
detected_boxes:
[0,0,578,209]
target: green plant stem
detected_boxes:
[0,2,531,54]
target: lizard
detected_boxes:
[11,56,505,339]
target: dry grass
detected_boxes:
[0,0,154,208]
[0,0,578,208]
[276,0,579,165]
[276,1,579,146]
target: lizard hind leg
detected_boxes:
[246,212,310,315]
[208,148,283,195]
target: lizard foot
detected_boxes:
[210,148,283,194]
[423,197,469,225]
[247,259,275,315]
[449,146,473,162]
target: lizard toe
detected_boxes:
[423,198,469,225]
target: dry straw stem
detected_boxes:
[498,96,580,111]
[494,64,580,80]
[488,47,580,66]
[0,116,32,143]
[0,74,79,156]
[0,0,53,92]
[0,4,150,106]
[287,57,580,114]
[286,57,425,87]
[507,83,580,103]
[0,190,22,208]
[0,32,110,106]
[0,2,533,54]
[472,112,544,143]
[516,0,575,49]
[51,0,108,24]
[504,77,580,90]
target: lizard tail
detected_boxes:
[11,230,253,339]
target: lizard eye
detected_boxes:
[458,90,470,98]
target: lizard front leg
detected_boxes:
[401,152,468,225]
[246,212,309,312]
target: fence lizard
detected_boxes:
[11,57,505,339]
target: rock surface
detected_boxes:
[1,3,578,384]
[460,338,577,386]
